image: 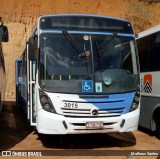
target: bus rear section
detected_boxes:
[16,14,140,134]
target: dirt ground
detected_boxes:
[0,102,160,159]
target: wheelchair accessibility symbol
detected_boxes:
[82,80,93,92]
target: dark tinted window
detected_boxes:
[40,16,133,34]
[137,37,148,72]
[137,31,160,72]
[148,32,160,71]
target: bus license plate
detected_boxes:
[86,122,103,129]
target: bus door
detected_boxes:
[27,42,37,126]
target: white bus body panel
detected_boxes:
[37,108,139,134]
[36,93,139,134]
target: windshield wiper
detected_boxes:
[95,42,103,70]
[121,51,131,67]
[63,30,83,55]
[100,33,117,57]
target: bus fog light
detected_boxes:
[120,119,125,128]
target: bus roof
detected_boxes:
[137,25,160,39]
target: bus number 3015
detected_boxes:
[64,102,78,109]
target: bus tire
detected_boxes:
[155,120,160,140]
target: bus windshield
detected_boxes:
[39,33,139,94]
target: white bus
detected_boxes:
[16,14,140,134]
[0,24,9,112]
[137,25,160,139]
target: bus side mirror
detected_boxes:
[135,33,138,38]
[28,36,37,60]
[0,25,9,42]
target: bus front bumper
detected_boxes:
[36,108,140,134]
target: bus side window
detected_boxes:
[137,38,148,72]
[148,32,160,71]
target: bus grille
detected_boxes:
[60,107,125,118]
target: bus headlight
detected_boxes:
[130,90,140,112]
[39,89,56,113]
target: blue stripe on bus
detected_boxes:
[79,92,135,114]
